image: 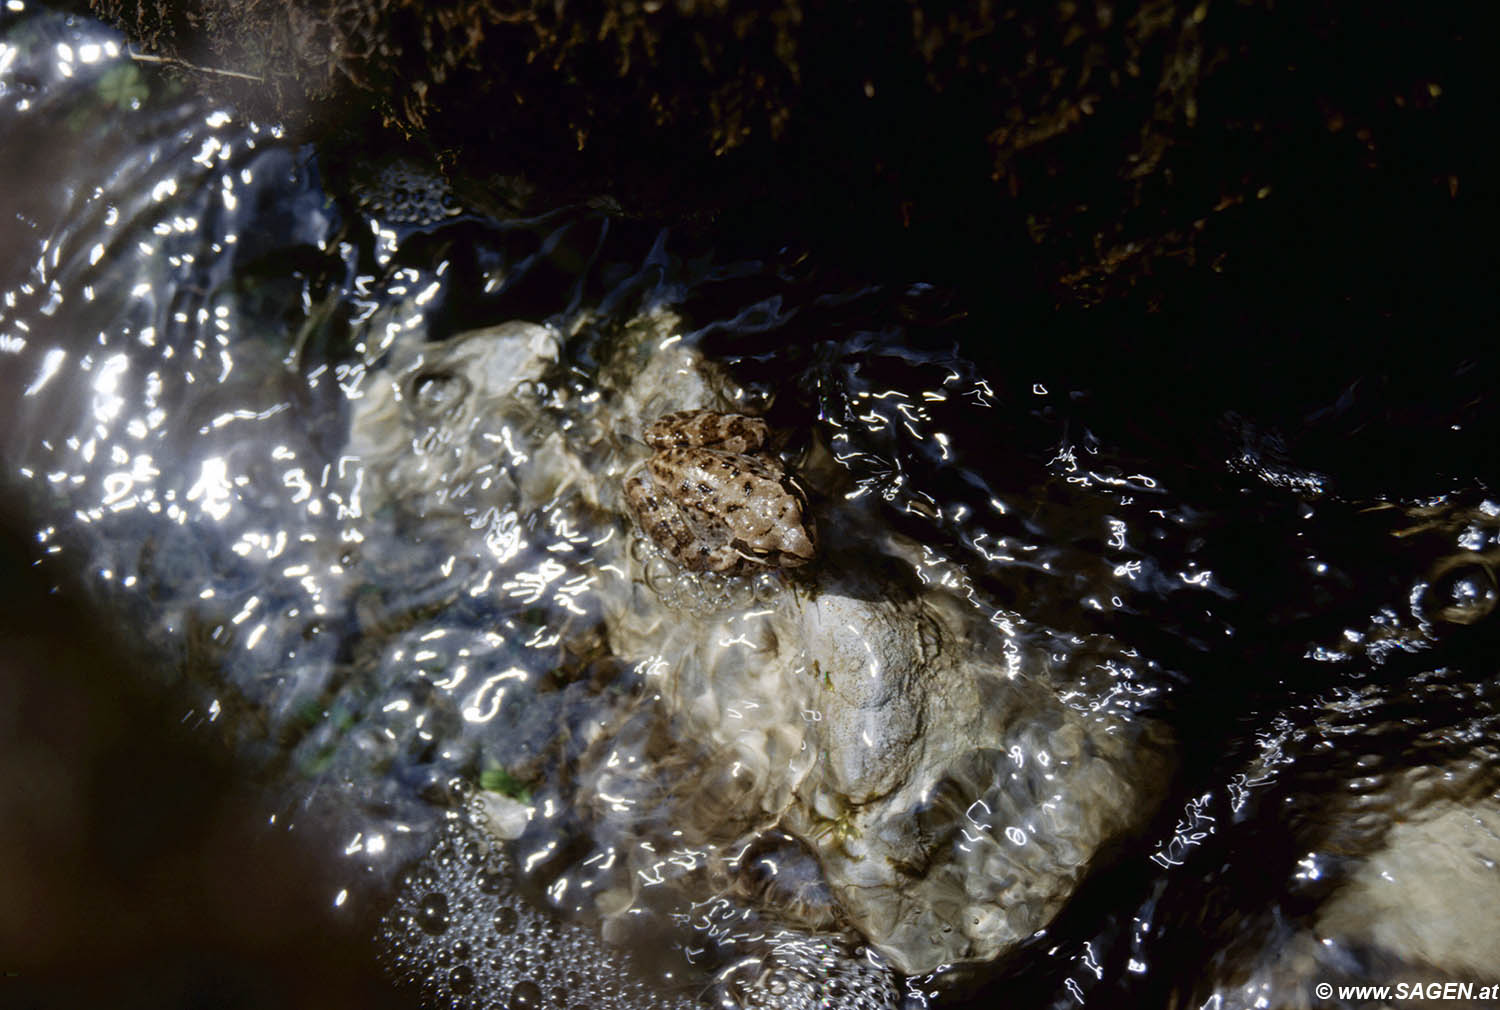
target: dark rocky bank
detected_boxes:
[84,0,1495,500]
[82,3,1481,304]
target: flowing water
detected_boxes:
[3,7,1498,1010]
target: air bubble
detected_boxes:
[495,905,519,934]
[417,892,451,934]
[451,963,477,995]
[510,980,544,1010]
[1421,555,1498,626]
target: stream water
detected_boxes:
[3,7,1498,1010]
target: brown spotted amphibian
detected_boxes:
[624,409,816,574]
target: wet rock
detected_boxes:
[346,319,562,515]
[1318,799,1500,979]
[349,315,1174,974]
[636,566,1172,973]
[1152,667,1500,1010]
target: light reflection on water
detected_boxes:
[3,7,1499,1010]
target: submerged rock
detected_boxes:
[1146,656,1500,1010]
[1318,799,1500,979]
[628,560,1172,974]
[350,311,1173,975]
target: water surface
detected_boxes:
[3,7,1497,1009]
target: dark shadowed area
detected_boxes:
[76,0,1493,488]
[81,0,1488,325]
[0,501,414,1009]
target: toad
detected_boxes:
[624,410,816,574]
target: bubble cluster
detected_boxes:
[705,932,901,1010]
[380,810,903,1010]
[354,159,466,229]
[635,533,786,615]
[381,813,691,1010]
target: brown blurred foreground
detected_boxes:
[0,501,412,1010]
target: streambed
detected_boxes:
[2,9,1497,1010]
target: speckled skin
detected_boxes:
[625,410,816,574]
